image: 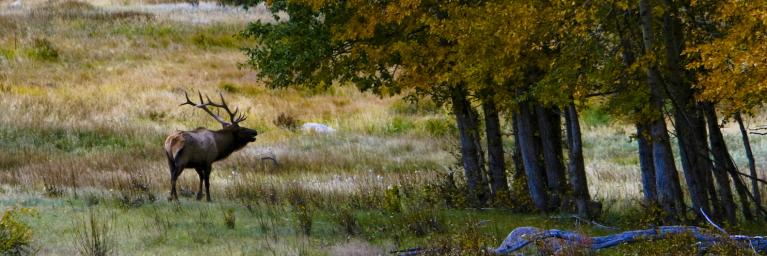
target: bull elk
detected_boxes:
[164,91,258,201]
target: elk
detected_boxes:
[164,91,258,201]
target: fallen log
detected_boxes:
[494,226,767,255]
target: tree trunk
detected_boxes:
[483,96,510,200]
[469,100,491,202]
[635,123,658,204]
[512,115,526,182]
[703,103,739,224]
[565,101,591,217]
[660,0,713,220]
[451,85,489,207]
[535,105,566,208]
[735,112,762,217]
[616,9,658,206]
[705,105,754,221]
[638,0,686,221]
[515,102,549,212]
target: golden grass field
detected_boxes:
[1,1,766,255]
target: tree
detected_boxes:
[637,0,686,221]
[237,0,506,207]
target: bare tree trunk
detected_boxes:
[660,0,713,220]
[565,101,590,217]
[469,101,491,202]
[515,102,550,212]
[483,96,510,200]
[536,105,566,208]
[616,8,658,206]
[638,0,686,221]
[635,123,658,204]
[735,112,762,217]
[512,114,526,182]
[451,85,489,207]
[703,103,739,224]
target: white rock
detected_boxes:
[301,122,336,134]
[10,0,22,8]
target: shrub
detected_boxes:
[384,116,415,135]
[429,219,498,255]
[581,105,611,127]
[192,32,237,49]
[0,209,35,255]
[332,207,360,236]
[422,118,455,137]
[223,208,236,229]
[288,187,313,236]
[273,113,299,131]
[26,38,59,61]
[398,207,445,237]
[390,97,440,115]
[293,204,312,236]
[218,82,238,93]
[383,185,401,213]
[75,210,115,256]
[114,175,155,208]
[43,180,64,198]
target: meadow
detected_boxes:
[0,1,766,255]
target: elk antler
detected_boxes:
[180,91,247,126]
[202,92,247,124]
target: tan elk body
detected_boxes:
[164,92,257,201]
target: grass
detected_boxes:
[0,0,766,255]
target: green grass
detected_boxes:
[0,126,153,153]
[0,192,592,255]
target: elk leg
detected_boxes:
[204,166,212,202]
[167,157,179,201]
[194,168,204,200]
[169,169,180,201]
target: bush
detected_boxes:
[581,105,611,127]
[398,207,445,237]
[191,32,237,49]
[26,38,59,61]
[429,219,498,255]
[43,180,64,198]
[383,185,401,213]
[293,204,312,236]
[75,210,115,256]
[422,118,455,137]
[114,175,155,208]
[390,97,440,115]
[273,113,299,131]
[219,82,238,93]
[0,209,35,255]
[332,207,360,236]
[384,116,415,135]
[223,208,236,229]
[288,188,313,236]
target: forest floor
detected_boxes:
[0,1,766,255]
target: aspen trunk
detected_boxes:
[638,0,686,221]
[451,85,489,207]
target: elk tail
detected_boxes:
[164,131,186,161]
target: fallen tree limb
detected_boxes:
[494,226,767,255]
